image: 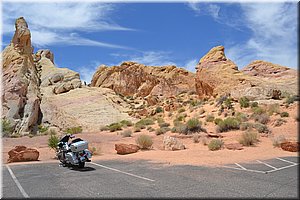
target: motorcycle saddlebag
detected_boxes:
[70,141,88,152]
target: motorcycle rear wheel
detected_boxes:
[78,162,85,168]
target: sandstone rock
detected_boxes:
[91,62,196,98]
[195,46,298,100]
[7,145,39,163]
[2,17,41,135]
[115,143,140,155]
[225,143,243,150]
[281,142,299,152]
[163,136,185,151]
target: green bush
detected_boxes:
[252,106,266,115]
[254,123,271,134]
[120,120,133,127]
[176,114,187,122]
[38,125,48,133]
[239,97,250,108]
[205,114,215,122]
[156,117,165,124]
[272,135,287,147]
[147,126,155,132]
[155,106,164,113]
[178,107,186,113]
[135,118,155,127]
[100,126,110,131]
[285,95,297,105]
[235,112,248,122]
[159,122,170,128]
[65,126,83,134]
[274,118,287,127]
[108,123,122,132]
[121,130,132,137]
[135,134,153,149]
[224,98,233,109]
[186,118,202,133]
[214,118,223,125]
[190,100,201,107]
[216,117,240,133]
[280,112,289,118]
[208,139,224,151]
[239,131,259,146]
[48,133,59,151]
[155,127,170,135]
[171,123,188,134]
[250,102,258,108]
[1,118,13,137]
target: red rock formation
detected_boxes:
[115,143,140,155]
[7,145,39,163]
[91,62,196,98]
[281,142,299,152]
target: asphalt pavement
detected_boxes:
[1,156,298,198]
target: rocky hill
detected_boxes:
[195,46,298,100]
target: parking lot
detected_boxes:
[2,156,298,198]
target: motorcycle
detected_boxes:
[56,134,92,168]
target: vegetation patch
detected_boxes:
[155,106,164,113]
[239,97,250,108]
[155,127,170,135]
[120,120,133,127]
[136,134,153,149]
[239,131,259,146]
[208,139,224,151]
[48,131,59,151]
[272,135,287,147]
[253,123,271,134]
[65,126,83,134]
[216,117,240,133]
[253,113,270,124]
[38,124,48,134]
[1,118,13,137]
[121,130,132,137]
[280,112,289,118]
[107,123,122,132]
[205,114,215,122]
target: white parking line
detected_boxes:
[90,162,155,182]
[275,157,298,165]
[235,163,247,170]
[256,160,278,170]
[6,165,29,198]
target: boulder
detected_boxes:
[225,143,243,150]
[115,143,140,155]
[281,142,300,152]
[163,136,185,151]
[7,145,39,163]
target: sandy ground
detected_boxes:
[2,102,298,167]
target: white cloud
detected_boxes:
[227,3,297,69]
[187,2,220,20]
[3,2,133,49]
[183,59,198,72]
[77,60,102,84]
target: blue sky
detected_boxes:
[1,1,298,83]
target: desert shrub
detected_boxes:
[38,125,48,133]
[280,112,289,118]
[155,106,164,113]
[239,131,259,146]
[239,97,250,108]
[155,127,170,135]
[240,122,253,131]
[121,130,132,137]
[285,95,297,105]
[253,123,271,134]
[48,133,59,151]
[193,134,200,143]
[171,123,188,134]
[267,104,280,115]
[147,126,155,131]
[178,107,186,113]
[135,118,155,127]
[159,122,170,128]
[1,118,13,137]
[224,98,233,109]
[200,136,209,145]
[253,113,270,124]
[120,120,133,127]
[156,117,165,124]
[108,123,122,132]
[136,134,153,149]
[100,126,110,131]
[214,118,223,125]
[208,139,224,151]
[176,113,187,122]
[186,118,202,133]
[65,126,83,134]
[190,100,201,107]
[250,102,258,108]
[272,135,287,147]
[252,106,266,115]
[235,112,248,122]
[205,114,215,122]
[216,117,240,133]
[274,118,287,127]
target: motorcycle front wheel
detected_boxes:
[78,162,85,168]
